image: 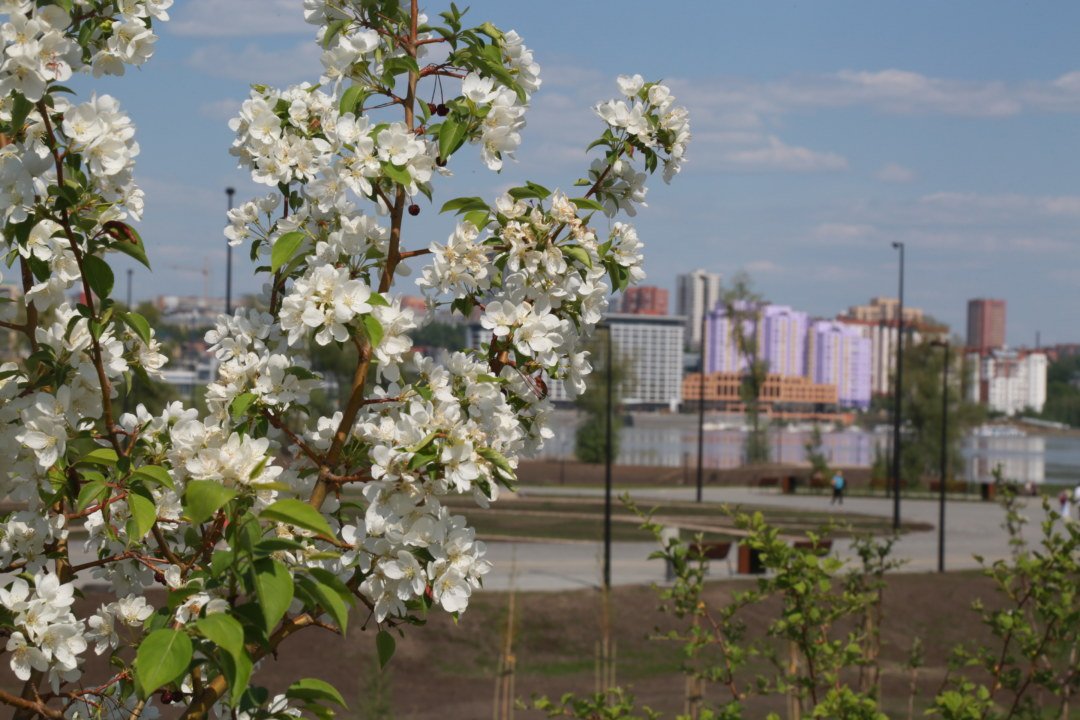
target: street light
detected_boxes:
[601,321,614,590]
[225,187,236,315]
[891,241,905,531]
[930,339,950,573]
[696,275,708,503]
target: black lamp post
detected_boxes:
[696,275,708,503]
[931,339,950,573]
[225,187,236,315]
[602,321,614,590]
[891,241,905,531]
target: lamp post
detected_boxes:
[602,321,614,590]
[931,339,950,573]
[696,276,708,503]
[890,241,905,531]
[225,187,236,315]
[126,268,133,308]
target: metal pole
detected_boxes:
[603,323,613,590]
[696,276,707,503]
[891,242,905,531]
[126,268,133,308]
[225,187,236,315]
[938,341,949,573]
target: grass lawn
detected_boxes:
[442,494,928,544]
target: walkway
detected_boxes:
[478,485,1058,592]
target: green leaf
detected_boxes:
[82,255,114,299]
[183,480,237,525]
[376,630,396,668]
[195,614,244,659]
[463,210,489,229]
[10,92,33,134]
[230,392,258,419]
[339,84,367,115]
[368,292,390,308]
[287,678,347,708]
[108,223,151,270]
[132,465,174,490]
[78,448,119,467]
[382,162,413,187]
[561,245,593,269]
[75,478,107,512]
[195,612,251,699]
[122,311,152,343]
[134,629,193,698]
[271,231,306,273]
[478,446,516,480]
[439,196,489,215]
[363,314,384,348]
[571,197,606,212]
[253,558,294,632]
[438,118,468,160]
[261,499,335,539]
[126,488,157,542]
[297,576,349,634]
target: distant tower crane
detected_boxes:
[169,258,213,307]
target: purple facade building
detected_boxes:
[705,303,807,377]
[807,320,872,409]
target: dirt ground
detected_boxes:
[256,571,1005,719]
[1,569,1043,718]
[25,572,1007,719]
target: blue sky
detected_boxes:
[84,0,1080,346]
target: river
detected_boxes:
[536,411,1080,486]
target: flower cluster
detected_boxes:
[0,1,687,716]
[2,573,85,689]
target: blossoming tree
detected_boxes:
[0,0,689,717]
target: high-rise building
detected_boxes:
[844,296,924,325]
[807,320,872,409]
[620,286,669,316]
[704,303,808,378]
[967,298,1006,352]
[966,348,1046,415]
[467,313,686,411]
[676,269,722,350]
[761,304,808,377]
[836,318,928,397]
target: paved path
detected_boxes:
[477,486,1059,592]
[48,487,1058,594]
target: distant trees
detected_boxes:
[898,340,984,486]
[575,336,628,464]
[1040,354,1080,427]
[720,272,771,464]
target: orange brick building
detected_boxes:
[682,372,847,422]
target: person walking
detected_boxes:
[1059,488,1072,520]
[831,469,845,506]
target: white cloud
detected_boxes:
[168,0,309,37]
[199,98,242,121]
[187,42,321,82]
[875,163,916,183]
[745,259,782,273]
[813,223,877,243]
[919,192,1080,218]
[721,136,848,173]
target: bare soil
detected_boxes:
[27,571,1009,719]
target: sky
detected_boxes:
[78,0,1080,347]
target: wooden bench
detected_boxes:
[689,541,735,576]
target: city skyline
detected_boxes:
[72,1,1079,347]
